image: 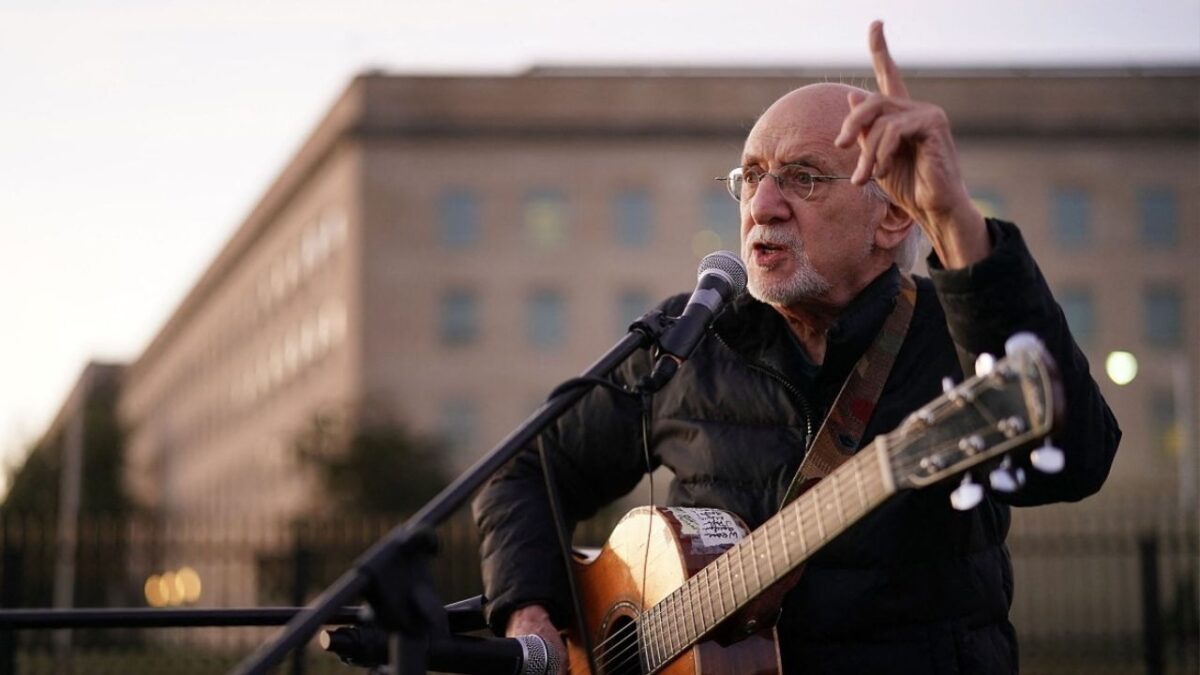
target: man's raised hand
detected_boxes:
[835,21,989,268]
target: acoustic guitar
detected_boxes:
[563,334,1063,674]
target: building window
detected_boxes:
[1149,389,1181,459]
[440,290,478,346]
[1144,286,1183,347]
[1050,189,1092,249]
[614,189,652,247]
[439,189,480,248]
[971,189,1006,219]
[695,188,741,256]
[1139,188,1178,248]
[440,399,478,454]
[617,289,652,337]
[525,189,568,248]
[1058,289,1095,345]
[528,290,565,349]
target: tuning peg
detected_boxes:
[1030,440,1065,474]
[941,376,955,393]
[950,474,984,511]
[1004,332,1044,358]
[974,353,996,377]
[988,455,1027,493]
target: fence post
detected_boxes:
[1140,534,1164,675]
[291,536,312,675]
[0,532,23,675]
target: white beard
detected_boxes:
[742,224,833,305]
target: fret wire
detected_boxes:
[712,556,728,622]
[776,514,791,568]
[681,581,700,643]
[685,578,699,642]
[727,553,740,612]
[662,605,672,662]
[657,595,675,660]
[763,514,789,586]
[831,470,846,527]
[671,588,685,656]
[666,601,676,662]
[747,530,763,592]
[793,499,807,558]
[638,613,653,672]
[663,610,673,669]
[671,589,685,656]
[853,456,867,512]
[846,461,866,517]
[714,555,730,623]
[813,482,826,541]
[647,607,660,670]
[723,552,738,608]
[755,530,768,587]
[736,538,751,607]
[692,566,706,643]
[763,523,777,580]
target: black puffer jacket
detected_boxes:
[473,220,1121,674]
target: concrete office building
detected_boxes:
[117,67,1199,527]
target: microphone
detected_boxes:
[321,626,561,674]
[647,250,747,388]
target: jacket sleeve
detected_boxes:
[471,321,663,635]
[927,219,1122,505]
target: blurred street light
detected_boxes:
[1105,351,1139,386]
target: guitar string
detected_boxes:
[590,618,640,672]
[594,626,641,674]
[588,613,638,666]
[885,392,1037,478]
[884,363,1047,475]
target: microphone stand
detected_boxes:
[232,310,678,675]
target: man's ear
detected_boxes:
[874,201,915,252]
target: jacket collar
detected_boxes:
[714,265,903,383]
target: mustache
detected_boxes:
[743,225,802,250]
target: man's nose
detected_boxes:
[748,174,790,225]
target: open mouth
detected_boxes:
[749,241,789,267]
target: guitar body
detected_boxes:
[565,506,781,675]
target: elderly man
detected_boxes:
[474,22,1120,674]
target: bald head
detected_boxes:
[746,83,869,174]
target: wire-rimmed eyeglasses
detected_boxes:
[715,165,860,202]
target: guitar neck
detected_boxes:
[638,439,897,671]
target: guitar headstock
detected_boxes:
[887,333,1064,491]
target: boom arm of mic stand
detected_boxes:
[232,315,670,675]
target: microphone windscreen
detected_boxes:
[697,250,747,296]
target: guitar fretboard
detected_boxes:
[635,440,897,672]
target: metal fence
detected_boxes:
[0,500,1195,674]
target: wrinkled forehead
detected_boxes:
[741,85,859,170]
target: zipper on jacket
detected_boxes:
[714,331,816,449]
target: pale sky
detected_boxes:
[1,0,1197,481]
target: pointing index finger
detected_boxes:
[869,20,909,99]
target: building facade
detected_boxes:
[117,67,1200,526]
